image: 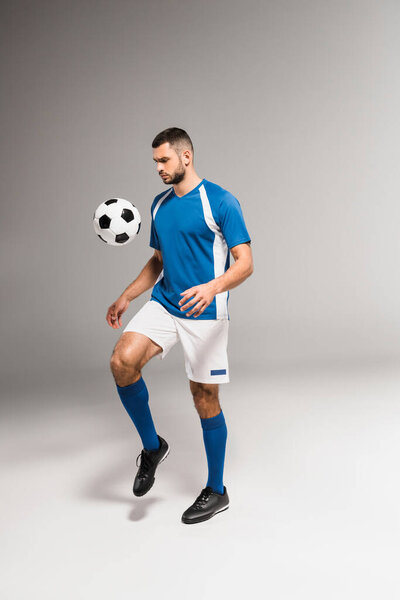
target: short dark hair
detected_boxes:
[152,127,194,157]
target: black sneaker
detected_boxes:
[133,435,169,497]
[181,486,229,524]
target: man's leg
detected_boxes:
[181,380,229,523]
[110,332,163,451]
[189,380,227,495]
[110,331,170,497]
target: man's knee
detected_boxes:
[189,380,220,413]
[110,351,140,377]
[110,342,140,377]
[110,332,162,383]
[190,380,217,392]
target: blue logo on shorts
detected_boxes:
[210,369,226,375]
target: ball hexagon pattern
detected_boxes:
[93,198,141,246]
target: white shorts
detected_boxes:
[123,299,230,384]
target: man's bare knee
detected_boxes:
[190,380,219,397]
[110,332,162,386]
[110,353,141,387]
[111,344,139,371]
[189,380,220,418]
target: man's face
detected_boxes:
[153,142,186,185]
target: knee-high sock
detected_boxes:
[116,376,160,451]
[200,410,227,495]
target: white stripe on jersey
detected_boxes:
[199,184,229,319]
[153,188,173,218]
[152,188,173,284]
[155,269,164,284]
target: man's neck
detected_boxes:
[173,172,203,198]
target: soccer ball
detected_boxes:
[93,198,141,246]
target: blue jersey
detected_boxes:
[149,178,251,320]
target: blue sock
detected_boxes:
[116,376,160,451]
[200,410,227,495]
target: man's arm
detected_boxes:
[121,249,163,301]
[106,250,163,329]
[178,242,254,318]
[210,242,253,295]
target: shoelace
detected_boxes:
[135,449,153,478]
[193,487,213,509]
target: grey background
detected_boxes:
[2,2,400,598]
[2,0,400,389]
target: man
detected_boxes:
[107,127,253,524]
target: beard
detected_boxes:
[162,158,186,184]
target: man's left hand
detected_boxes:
[179,282,216,318]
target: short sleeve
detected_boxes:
[149,208,160,250]
[218,194,251,249]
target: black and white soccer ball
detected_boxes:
[93,198,141,246]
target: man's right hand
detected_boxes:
[106,295,131,329]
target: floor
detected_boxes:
[1,360,400,599]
